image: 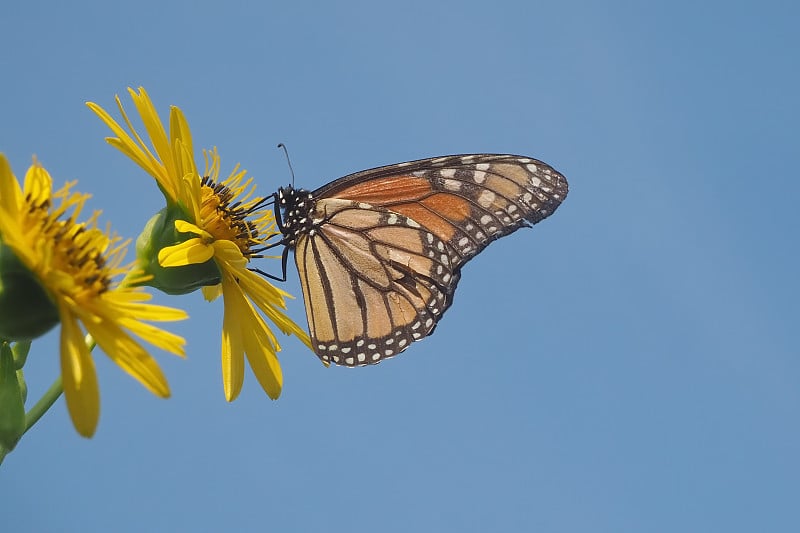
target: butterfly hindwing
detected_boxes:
[294,198,461,366]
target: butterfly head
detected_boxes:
[276,185,315,248]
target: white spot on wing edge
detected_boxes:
[478,190,496,208]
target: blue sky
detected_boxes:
[2,1,798,531]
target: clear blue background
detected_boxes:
[2,1,798,531]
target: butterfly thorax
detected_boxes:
[277,185,317,249]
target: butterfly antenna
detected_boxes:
[277,143,296,186]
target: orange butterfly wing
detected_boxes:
[290,154,568,366]
[294,200,460,365]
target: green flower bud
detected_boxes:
[0,342,26,451]
[135,206,221,295]
[0,240,59,341]
[11,340,30,370]
[13,342,30,403]
[16,368,26,403]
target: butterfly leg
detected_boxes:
[249,244,291,282]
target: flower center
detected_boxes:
[25,190,114,298]
[199,176,267,259]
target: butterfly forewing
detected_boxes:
[321,154,568,268]
[281,154,567,366]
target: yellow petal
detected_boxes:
[237,270,312,347]
[223,274,283,399]
[242,312,283,400]
[174,219,208,237]
[129,87,177,182]
[23,160,53,205]
[59,311,100,438]
[169,106,194,169]
[201,284,223,302]
[85,316,171,398]
[213,240,247,268]
[108,297,189,322]
[221,279,245,402]
[158,238,214,266]
[117,317,187,357]
[86,102,170,194]
[0,154,23,215]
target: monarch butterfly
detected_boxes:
[268,154,568,366]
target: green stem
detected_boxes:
[23,375,63,436]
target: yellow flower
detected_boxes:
[87,87,311,401]
[0,155,187,437]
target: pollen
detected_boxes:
[24,182,121,299]
[198,172,275,261]
[52,221,113,295]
